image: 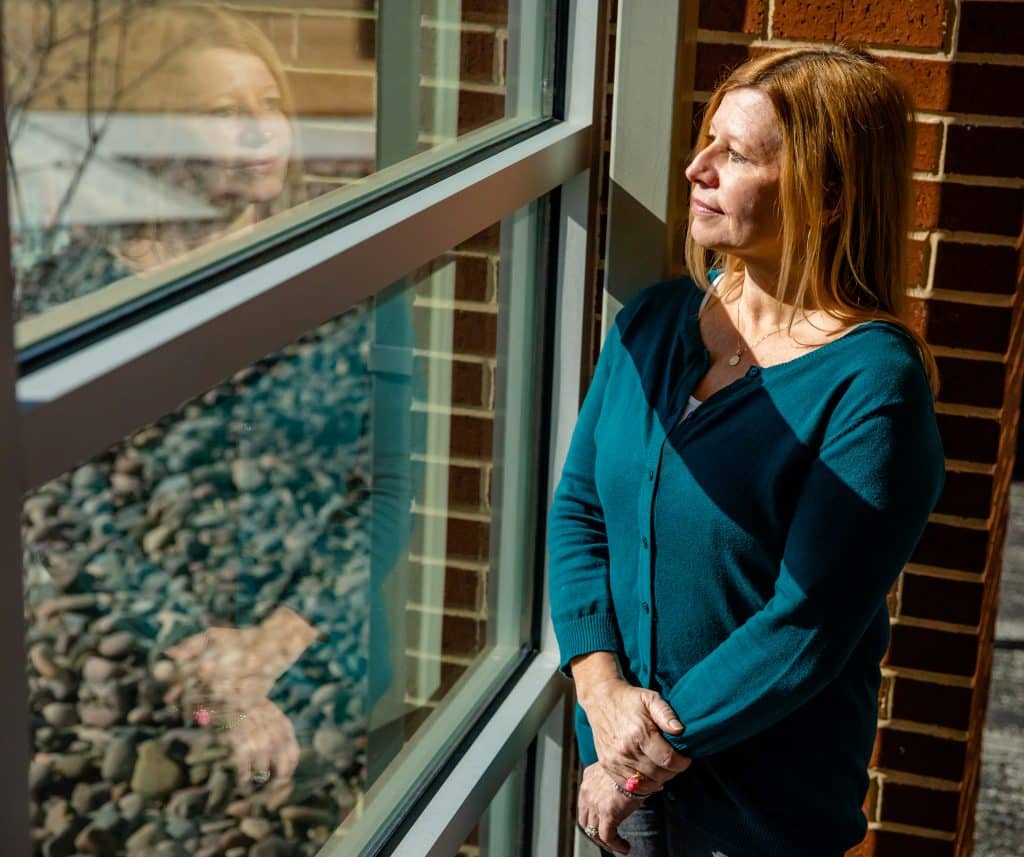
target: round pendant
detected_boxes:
[728,354,741,366]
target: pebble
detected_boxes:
[101,734,137,782]
[41,702,77,728]
[130,740,182,798]
[98,631,135,658]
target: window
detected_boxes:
[3,0,598,853]
[10,0,553,354]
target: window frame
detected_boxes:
[0,0,601,852]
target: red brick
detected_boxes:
[445,517,491,560]
[913,122,943,173]
[452,0,507,24]
[698,0,766,34]
[949,62,1024,117]
[448,464,485,507]
[875,727,967,781]
[906,238,930,289]
[451,362,485,407]
[886,624,979,676]
[422,27,498,84]
[932,241,1018,295]
[880,781,960,831]
[866,829,955,857]
[890,676,973,731]
[453,310,497,356]
[444,565,481,611]
[774,0,947,49]
[915,299,1012,354]
[935,182,1023,237]
[441,614,486,656]
[694,42,753,92]
[900,573,985,627]
[911,520,990,573]
[945,124,1024,180]
[457,88,506,134]
[935,413,999,464]
[286,69,375,116]
[879,56,951,112]
[933,470,994,520]
[935,356,1005,409]
[449,414,493,458]
[454,255,490,302]
[912,180,942,230]
[296,15,371,70]
[958,2,1024,54]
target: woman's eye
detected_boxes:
[262,97,283,112]
[727,149,746,163]
[208,106,236,118]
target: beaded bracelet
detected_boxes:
[610,778,653,801]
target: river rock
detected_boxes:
[130,740,182,798]
[98,631,135,658]
[102,734,137,782]
[83,656,119,683]
[250,836,296,857]
[41,702,77,728]
[240,816,274,839]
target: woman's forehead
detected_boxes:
[710,89,782,155]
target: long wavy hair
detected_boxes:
[684,45,939,396]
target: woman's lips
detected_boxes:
[237,156,285,174]
[691,198,723,216]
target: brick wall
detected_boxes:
[624,1,1023,855]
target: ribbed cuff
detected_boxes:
[553,611,622,677]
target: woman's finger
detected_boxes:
[598,815,629,855]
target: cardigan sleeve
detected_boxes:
[547,320,624,677]
[660,393,945,758]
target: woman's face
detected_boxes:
[171,47,293,205]
[685,87,785,268]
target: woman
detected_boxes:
[548,46,945,856]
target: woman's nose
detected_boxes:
[685,148,715,186]
[239,116,273,149]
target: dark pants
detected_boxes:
[597,795,749,857]
[597,797,844,857]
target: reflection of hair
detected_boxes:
[685,45,938,395]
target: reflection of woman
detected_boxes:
[549,47,945,856]
[14,3,303,319]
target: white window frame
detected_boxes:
[0,0,601,853]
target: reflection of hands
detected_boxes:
[166,607,319,707]
[219,697,301,790]
[577,762,652,854]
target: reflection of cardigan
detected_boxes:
[548,276,945,857]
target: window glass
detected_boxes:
[7,0,553,349]
[22,200,548,855]
[457,749,530,857]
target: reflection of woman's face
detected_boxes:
[172,47,293,205]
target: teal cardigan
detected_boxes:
[548,276,945,856]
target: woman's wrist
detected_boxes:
[258,606,321,668]
[571,651,626,709]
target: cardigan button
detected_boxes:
[641,601,650,613]
[746,366,761,377]
[641,536,649,549]
[648,469,654,481]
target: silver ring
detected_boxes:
[584,825,599,839]
[252,768,271,785]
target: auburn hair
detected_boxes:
[684,45,939,396]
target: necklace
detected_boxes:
[727,298,787,366]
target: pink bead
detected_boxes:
[625,776,640,794]
[194,708,212,727]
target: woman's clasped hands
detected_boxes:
[572,654,691,854]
